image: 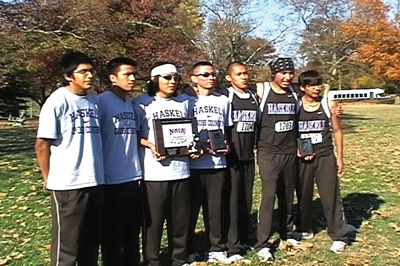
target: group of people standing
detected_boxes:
[35,51,351,266]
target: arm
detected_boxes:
[35,138,52,188]
[139,137,165,161]
[330,101,344,174]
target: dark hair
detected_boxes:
[298,70,323,86]
[147,77,160,97]
[107,57,137,76]
[191,61,214,74]
[226,61,246,75]
[61,52,93,77]
[148,61,178,97]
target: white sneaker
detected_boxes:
[257,247,274,262]
[301,232,314,240]
[226,254,245,264]
[207,251,228,264]
[330,241,347,254]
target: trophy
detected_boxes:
[187,134,201,154]
[297,138,314,157]
[208,129,227,153]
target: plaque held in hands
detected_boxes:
[153,117,199,157]
[208,129,227,153]
[297,138,314,157]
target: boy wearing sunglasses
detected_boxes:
[187,61,233,264]
[35,52,104,266]
[135,63,197,266]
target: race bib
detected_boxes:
[301,133,323,144]
[274,120,294,132]
[237,121,255,132]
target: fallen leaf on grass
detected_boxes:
[388,223,400,232]
[34,212,44,217]
[344,257,369,266]
[279,240,313,252]
[9,187,16,192]
[0,257,11,265]
[0,193,7,198]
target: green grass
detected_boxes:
[1,104,400,265]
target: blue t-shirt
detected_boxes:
[99,91,142,184]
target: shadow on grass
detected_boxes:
[239,193,384,248]
[341,113,373,134]
[0,126,37,157]
[298,193,384,238]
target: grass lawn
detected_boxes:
[1,104,400,266]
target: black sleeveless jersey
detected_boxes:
[297,103,334,156]
[258,88,297,154]
[229,89,259,161]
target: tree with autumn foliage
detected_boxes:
[343,0,400,91]
[0,0,205,112]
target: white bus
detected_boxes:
[327,88,389,101]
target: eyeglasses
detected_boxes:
[160,75,180,81]
[73,69,97,76]
[192,72,217,78]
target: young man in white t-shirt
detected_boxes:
[99,57,143,265]
[187,61,233,264]
[35,52,104,266]
[135,63,197,266]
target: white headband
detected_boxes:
[151,64,177,77]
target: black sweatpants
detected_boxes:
[142,179,190,266]
[226,159,255,255]
[50,185,104,266]
[297,153,348,241]
[102,181,142,266]
[255,152,296,250]
[189,168,226,253]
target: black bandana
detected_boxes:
[269,58,295,75]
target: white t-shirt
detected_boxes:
[134,93,194,181]
[99,91,142,184]
[189,92,233,169]
[37,87,104,190]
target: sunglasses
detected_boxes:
[193,72,217,78]
[160,75,180,81]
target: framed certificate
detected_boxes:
[297,138,314,157]
[153,117,199,157]
[208,129,227,153]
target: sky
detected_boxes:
[249,0,399,58]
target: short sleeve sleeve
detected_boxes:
[36,98,60,140]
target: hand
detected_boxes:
[297,149,315,161]
[150,144,166,162]
[337,157,344,174]
[189,149,203,160]
[221,140,231,155]
[332,104,343,117]
[303,154,315,161]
